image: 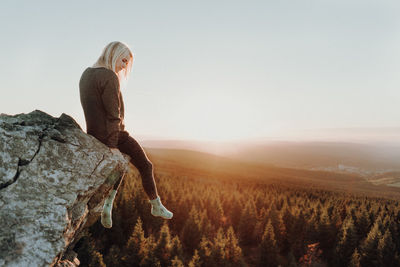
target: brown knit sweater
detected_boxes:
[79,67,125,148]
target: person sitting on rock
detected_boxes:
[79,41,173,228]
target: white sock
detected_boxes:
[149,196,173,219]
[101,190,117,228]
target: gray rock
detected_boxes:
[0,110,130,267]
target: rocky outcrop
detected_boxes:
[0,110,130,267]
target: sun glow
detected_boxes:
[173,92,261,142]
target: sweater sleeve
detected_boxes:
[102,75,121,148]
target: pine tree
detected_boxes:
[291,210,306,259]
[88,251,106,267]
[282,207,295,239]
[154,222,172,267]
[169,256,184,267]
[139,234,161,267]
[276,210,290,254]
[75,236,106,267]
[104,245,122,267]
[268,202,280,232]
[253,219,265,244]
[306,214,319,243]
[377,228,398,266]
[230,195,243,230]
[355,211,370,240]
[335,217,358,266]
[198,236,216,267]
[123,218,146,266]
[208,198,225,228]
[339,203,347,222]
[225,226,243,263]
[349,248,361,267]
[170,235,184,260]
[316,210,336,260]
[118,187,139,241]
[359,219,382,267]
[212,227,227,264]
[254,206,268,245]
[188,249,201,267]
[182,206,203,254]
[238,200,257,246]
[258,219,279,267]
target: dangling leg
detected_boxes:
[101,173,125,228]
[118,133,173,219]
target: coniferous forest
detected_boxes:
[75,150,400,267]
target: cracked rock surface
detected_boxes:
[0,110,130,267]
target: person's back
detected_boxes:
[79,67,124,147]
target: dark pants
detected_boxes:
[116,131,158,199]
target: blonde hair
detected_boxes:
[93,41,134,81]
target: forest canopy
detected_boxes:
[76,152,400,267]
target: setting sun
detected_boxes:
[174,91,258,141]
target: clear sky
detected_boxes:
[1,0,399,142]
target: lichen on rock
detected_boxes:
[0,110,130,267]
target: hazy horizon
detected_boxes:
[136,126,400,145]
[140,133,400,173]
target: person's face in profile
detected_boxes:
[116,57,129,73]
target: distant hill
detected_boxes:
[226,141,400,171]
[145,148,400,199]
[141,139,400,171]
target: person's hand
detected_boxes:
[110,148,120,156]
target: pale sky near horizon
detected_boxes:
[1,0,399,142]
